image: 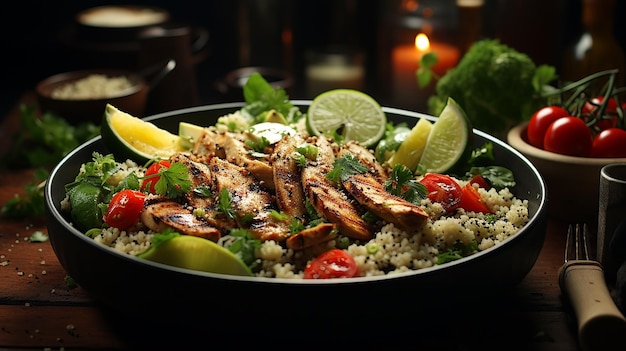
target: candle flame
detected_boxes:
[415,33,430,52]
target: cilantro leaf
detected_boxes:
[153,162,192,198]
[227,229,261,269]
[216,188,235,220]
[326,155,369,184]
[437,240,478,264]
[383,164,427,204]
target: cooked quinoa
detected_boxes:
[51,74,134,100]
[80,162,529,279]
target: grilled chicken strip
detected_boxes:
[271,134,307,222]
[343,173,428,232]
[338,141,388,183]
[194,130,275,190]
[286,222,337,250]
[301,136,374,241]
[141,196,222,242]
[210,157,291,242]
[169,152,236,232]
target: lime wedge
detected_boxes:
[387,118,432,171]
[138,235,253,276]
[178,122,206,149]
[101,104,186,163]
[307,89,386,147]
[418,98,472,174]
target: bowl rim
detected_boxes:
[45,101,548,286]
[507,122,626,165]
[36,69,147,101]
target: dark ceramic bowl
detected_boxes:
[44,102,547,340]
[36,69,148,125]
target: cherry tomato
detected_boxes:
[458,183,492,213]
[303,249,358,279]
[527,106,570,149]
[419,173,462,213]
[103,190,146,230]
[590,128,626,158]
[543,117,593,157]
[468,174,490,190]
[141,160,171,193]
[582,96,625,131]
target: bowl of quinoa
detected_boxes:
[36,69,148,124]
[44,102,548,334]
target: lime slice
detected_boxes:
[418,98,472,174]
[178,122,206,149]
[138,235,253,276]
[387,118,432,171]
[101,104,186,163]
[307,89,386,147]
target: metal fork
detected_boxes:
[558,223,626,351]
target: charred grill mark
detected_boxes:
[343,173,428,231]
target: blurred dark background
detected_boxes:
[2,0,625,119]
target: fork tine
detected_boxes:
[580,223,589,260]
[565,223,590,262]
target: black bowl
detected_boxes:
[44,102,547,338]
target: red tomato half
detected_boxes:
[103,190,146,230]
[141,160,171,194]
[527,106,570,149]
[458,183,492,213]
[590,128,626,158]
[543,117,593,157]
[419,173,462,213]
[303,249,358,279]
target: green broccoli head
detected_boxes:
[428,39,552,138]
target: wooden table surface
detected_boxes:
[0,95,588,350]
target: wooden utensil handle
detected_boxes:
[559,261,626,351]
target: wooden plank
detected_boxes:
[0,305,128,349]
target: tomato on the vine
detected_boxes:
[590,128,626,158]
[582,96,625,131]
[543,117,593,157]
[103,189,146,230]
[527,106,570,149]
[303,249,358,279]
[141,160,171,193]
[419,173,462,213]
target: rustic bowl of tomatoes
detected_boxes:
[507,99,626,222]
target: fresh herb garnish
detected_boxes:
[241,72,303,124]
[193,185,212,198]
[437,240,478,264]
[326,155,369,184]
[227,229,262,270]
[151,162,192,198]
[217,188,235,220]
[383,164,427,205]
[246,136,271,153]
